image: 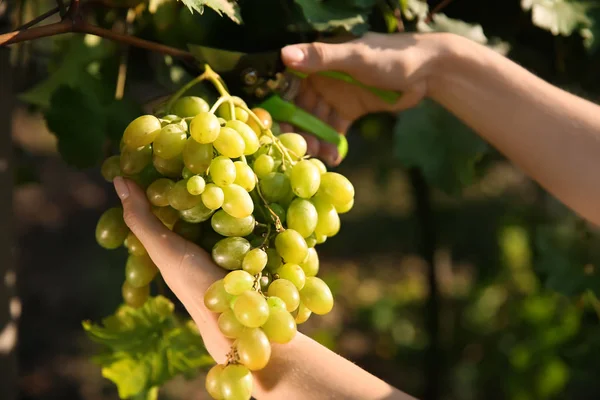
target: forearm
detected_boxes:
[430,34,600,225]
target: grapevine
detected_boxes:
[93,64,354,399]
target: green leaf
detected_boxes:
[179,0,242,24]
[294,0,372,34]
[102,357,151,399]
[402,0,429,21]
[393,99,488,194]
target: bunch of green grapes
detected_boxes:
[95,79,355,399]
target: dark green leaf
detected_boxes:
[179,0,242,24]
[393,99,488,194]
[105,98,145,142]
[294,0,372,34]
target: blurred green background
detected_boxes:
[3,0,600,399]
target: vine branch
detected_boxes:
[425,0,455,23]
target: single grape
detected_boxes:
[226,120,259,155]
[179,201,214,223]
[153,124,187,159]
[183,138,213,174]
[316,172,355,208]
[171,96,209,117]
[259,273,272,293]
[120,144,152,175]
[305,234,317,248]
[202,183,225,210]
[190,111,220,143]
[101,155,121,182]
[122,115,162,149]
[181,167,194,180]
[122,281,149,308]
[267,296,287,310]
[124,232,146,256]
[146,178,175,207]
[279,133,307,158]
[152,206,180,228]
[212,237,251,270]
[247,107,272,135]
[253,154,275,178]
[294,302,312,324]
[289,160,321,199]
[211,210,255,237]
[261,307,297,344]
[214,127,245,158]
[186,175,206,195]
[233,291,269,328]
[300,247,319,277]
[313,196,341,237]
[242,248,267,275]
[131,163,162,190]
[222,184,254,219]
[267,279,300,312]
[218,102,249,122]
[309,158,327,174]
[265,248,282,272]
[259,172,292,202]
[168,179,202,210]
[315,233,327,244]
[172,219,202,242]
[224,270,255,295]
[125,253,158,288]
[300,277,334,315]
[153,154,183,178]
[336,198,354,214]
[275,263,306,290]
[204,279,233,313]
[286,198,318,238]
[205,364,225,400]
[160,114,181,125]
[210,156,236,187]
[220,364,253,400]
[269,203,286,224]
[95,207,129,249]
[233,161,256,192]
[218,309,245,339]
[236,328,272,370]
[275,229,308,265]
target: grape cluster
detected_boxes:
[95,76,354,400]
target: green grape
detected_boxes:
[224,270,255,295]
[275,229,308,265]
[205,364,225,400]
[300,247,319,277]
[122,281,149,308]
[173,219,202,242]
[259,172,292,202]
[218,309,245,339]
[253,154,275,178]
[220,364,253,400]
[182,167,195,180]
[211,210,255,237]
[146,178,175,207]
[313,196,340,237]
[171,96,209,117]
[204,279,233,312]
[265,248,282,272]
[222,184,254,219]
[315,233,327,244]
[179,201,214,223]
[190,111,220,143]
[269,203,286,224]
[183,138,213,174]
[153,124,187,159]
[267,296,287,310]
[124,232,146,256]
[153,154,183,178]
[168,179,202,210]
[259,273,272,292]
[202,183,225,210]
[210,156,236,187]
[218,102,249,122]
[267,279,300,312]
[120,144,152,175]
[336,198,354,214]
[125,253,158,288]
[294,302,312,324]
[276,263,306,290]
[300,277,334,315]
[122,115,162,149]
[186,175,206,195]
[160,114,181,125]
[236,328,271,370]
[152,206,179,228]
[95,207,129,249]
[214,127,245,158]
[305,234,317,248]
[101,155,121,182]
[212,237,251,270]
[247,107,273,135]
[286,198,318,238]
[289,160,321,199]
[278,133,307,158]
[132,163,162,190]
[233,291,269,328]
[226,120,259,155]
[309,158,327,174]
[261,306,297,344]
[242,248,267,275]
[233,161,256,192]
[316,172,355,208]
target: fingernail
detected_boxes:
[282,46,305,64]
[114,176,130,200]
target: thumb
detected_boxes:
[281,41,360,74]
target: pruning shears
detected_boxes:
[187,45,402,161]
